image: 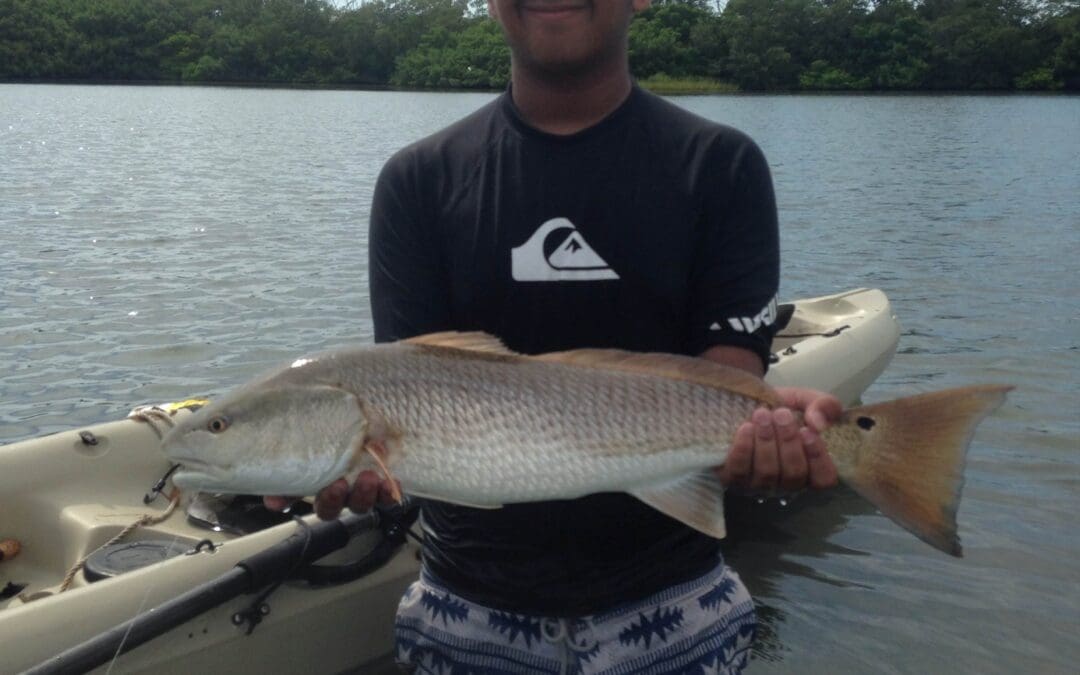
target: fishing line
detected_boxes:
[105,583,156,675]
[99,456,187,673]
[102,533,185,674]
[115,516,188,668]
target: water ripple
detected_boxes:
[2,85,1079,671]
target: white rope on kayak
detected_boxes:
[56,489,182,593]
[16,405,199,603]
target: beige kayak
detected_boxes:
[0,288,899,674]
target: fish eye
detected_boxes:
[207,416,230,434]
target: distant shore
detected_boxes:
[2,0,1076,92]
[7,77,1079,98]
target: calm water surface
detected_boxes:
[1,85,1078,672]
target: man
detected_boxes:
[280,1,841,672]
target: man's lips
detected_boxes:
[519,2,589,19]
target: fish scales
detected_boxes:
[300,343,757,504]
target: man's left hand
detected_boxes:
[716,387,842,493]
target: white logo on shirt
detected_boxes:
[710,296,779,333]
[511,217,619,282]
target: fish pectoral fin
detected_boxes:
[365,440,404,503]
[630,471,727,539]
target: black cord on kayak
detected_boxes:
[403,527,424,546]
[380,497,423,545]
[143,464,180,504]
[779,325,851,339]
[231,515,313,635]
[294,498,420,587]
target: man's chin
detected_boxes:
[518,48,610,80]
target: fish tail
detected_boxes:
[827,385,1012,556]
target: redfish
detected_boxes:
[161,332,1010,555]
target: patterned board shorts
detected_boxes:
[394,561,756,675]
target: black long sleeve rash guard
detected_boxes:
[368,86,781,616]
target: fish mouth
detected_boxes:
[169,457,234,489]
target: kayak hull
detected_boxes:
[0,288,899,674]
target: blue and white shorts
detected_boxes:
[394,562,756,675]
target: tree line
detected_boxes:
[1,0,1077,90]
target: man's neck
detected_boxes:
[509,60,633,136]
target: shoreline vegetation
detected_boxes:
[1,0,1078,93]
[637,74,740,95]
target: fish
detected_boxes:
[161,332,1011,556]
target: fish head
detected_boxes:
[161,383,366,496]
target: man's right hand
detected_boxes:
[716,387,841,493]
[263,469,398,520]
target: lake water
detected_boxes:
[1,84,1078,672]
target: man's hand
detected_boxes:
[263,469,398,520]
[716,387,842,493]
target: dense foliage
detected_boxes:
[1,0,1077,90]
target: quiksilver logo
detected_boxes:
[711,296,779,334]
[511,217,619,282]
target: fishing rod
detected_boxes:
[22,499,418,675]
